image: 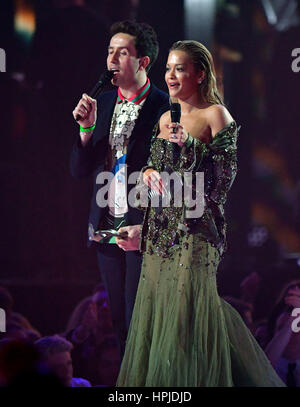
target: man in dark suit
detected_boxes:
[70,21,169,356]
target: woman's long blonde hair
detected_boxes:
[169,40,224,106]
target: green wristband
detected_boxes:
[80,124,96,132]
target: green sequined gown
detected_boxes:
[117,122,285,387]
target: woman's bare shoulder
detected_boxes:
[204,104,235,138]
[204,104,233,120]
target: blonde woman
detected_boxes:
[116,41,285,387]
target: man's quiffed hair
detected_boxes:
[35,335,73,361]
[110,20,159,72]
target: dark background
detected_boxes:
[0,0,299,335]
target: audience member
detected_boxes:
[0,338,62,387]
[96,335,120,386]
[239,271,261,306]
[0,286,41,342]
[221,272,262,335]
[265,280,300,386]
[35,334,91,387]
[253,319,269,349]
[64,284,113,342]
[63,284,116,385]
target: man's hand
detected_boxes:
[73,93,97,146]
[73,93,97,128]
[115,225,141,251]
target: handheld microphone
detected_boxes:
[170,102,181,133]
[75,69,114,121]
[169,102,181,166]
[150,103,182,212]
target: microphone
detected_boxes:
[170,102,181,133]
[75,69,114,121]
[149,102,182,213]
[169,102,181,166]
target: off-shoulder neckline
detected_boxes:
[155,120,238,145]
[212,121,237,140]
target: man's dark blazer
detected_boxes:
[70,83,169,246]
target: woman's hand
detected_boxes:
[165,123,189,147]
[143,168,163,195]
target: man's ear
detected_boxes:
[139,56,150,71]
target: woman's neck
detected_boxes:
[177,92,209,114]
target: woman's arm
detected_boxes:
[205,105,239,205]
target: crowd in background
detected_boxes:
[0,283,120,387]
[1,274,300,387]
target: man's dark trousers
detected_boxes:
[97,244,142,357]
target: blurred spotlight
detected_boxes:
[247,225,281,268]
[261,0,300,31]
[248,225,269,247]
[14,0,36,45]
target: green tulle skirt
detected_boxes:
[117,236,285,387]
